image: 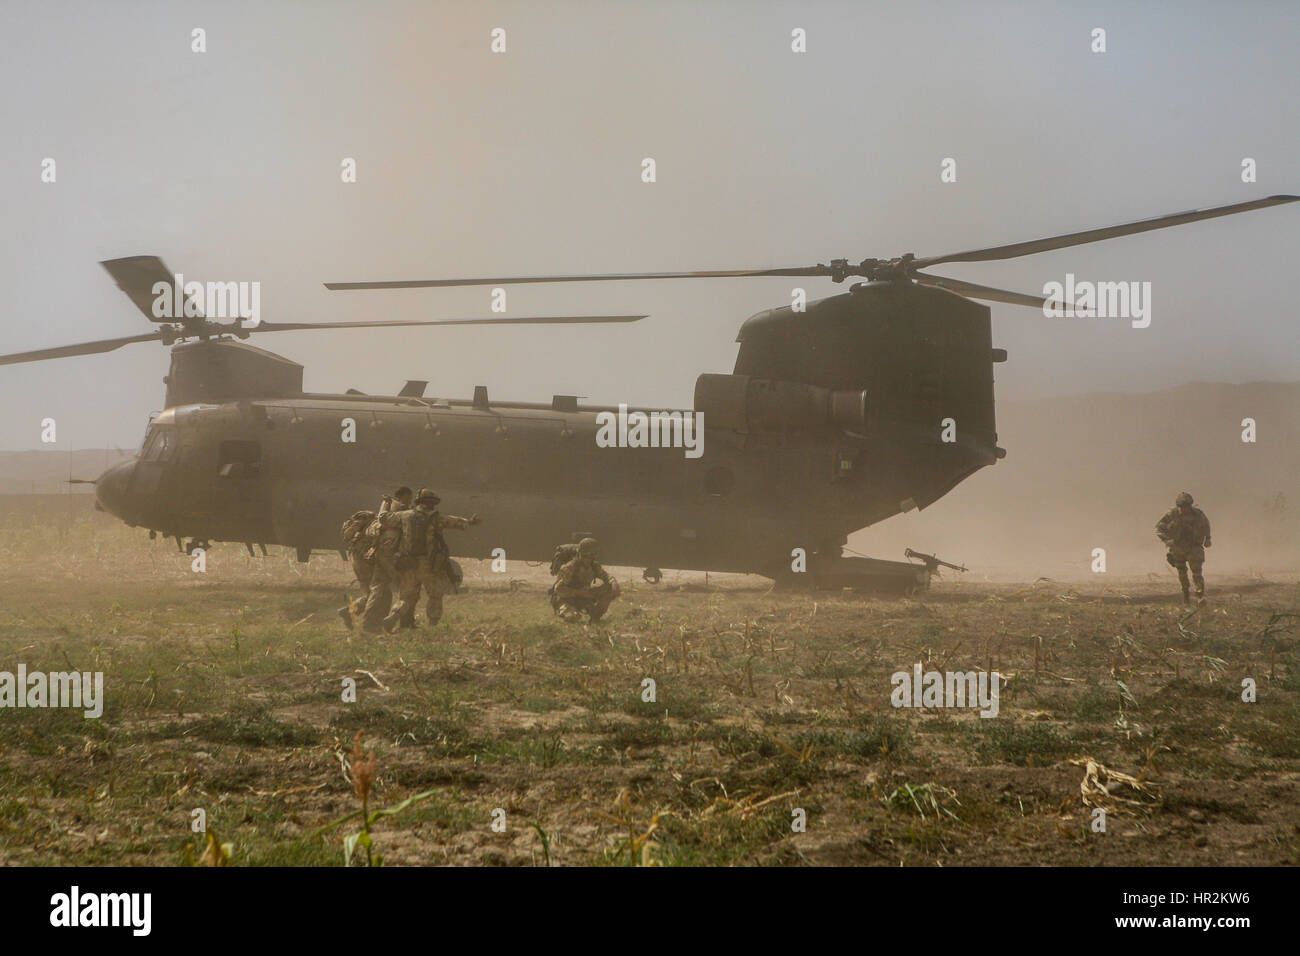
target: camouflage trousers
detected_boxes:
[360,553,400,632]
[1166,546,1206,599]
[339,551,378,624]
[386,556,452,629]
[551,582,617,623]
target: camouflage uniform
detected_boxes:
[384,490,478,630]
[1156,492,1212,603]
[360,499,409,631]
[551,538,619,623]
[343,542,375,622]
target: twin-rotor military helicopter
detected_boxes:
[4,195,1295,589]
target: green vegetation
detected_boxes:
[0,502,1296,865]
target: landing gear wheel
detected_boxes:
[642,567,663,584]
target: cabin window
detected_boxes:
[218,439,261,478]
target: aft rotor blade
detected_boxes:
[913,272,1079,312]
[255,315,647,331]
[0,331,164,366]
[913,195,1300,269]
[325,267,827,290]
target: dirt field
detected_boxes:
[0,499,1297,866]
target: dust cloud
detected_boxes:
[861,382,1299,581]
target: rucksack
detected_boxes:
[403,508,433,558]
[549,543,579,576]
[341,510,376,550]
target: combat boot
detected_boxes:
[1181,587,1191,605]
[337,605,354,630]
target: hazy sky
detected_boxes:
[2,0,1297,450]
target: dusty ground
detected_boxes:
[0,500,1297,866]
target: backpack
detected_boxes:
[549,543,579,576]
[341,510,376,550]
[403,508,433,558]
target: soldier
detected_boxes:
[383,488,480,631]
[338,512,374,630]
[1155,491,1212,604]
[338,487,414,629]
[551,537,620,623]
[358,486,414,632]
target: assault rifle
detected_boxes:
[904,548,968,574]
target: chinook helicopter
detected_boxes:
[3,195,1294,589]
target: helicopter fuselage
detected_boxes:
[94,280,1005,577]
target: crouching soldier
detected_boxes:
[383,488,480,631]
[551,537,620,623]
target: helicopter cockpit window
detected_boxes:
[218,440,261,478]
[141,427,177,463]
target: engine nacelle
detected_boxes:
[694,373,868,433]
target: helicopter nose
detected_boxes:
[94,459,136,521]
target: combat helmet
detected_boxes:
[417,488,441,506]
[1175,492,1194,507]
[578,537,599,557]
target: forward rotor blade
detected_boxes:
[913,195,1299,269]
[913,272,1079,312]
[101,256,203,322]
[255,315,647,331]
[325,268,826,290]
[0,331,164,366]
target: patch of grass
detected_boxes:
[702,726,782,758]
[241,835,341,866]
[151,704,319,748]
[964,720,1082,766]
[598,716,677,751]
[1241,705,1300,758]
[0,705,111,755]
[635,807,793,867]
[1069,684,1117,721]
[329,703,473,750]
[517,695,568,713]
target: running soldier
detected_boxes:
[359,486,414,632]
[339,486,413,630]
[1156,491,1212,604]
[551,537,620,623]
[383,488,480,631]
